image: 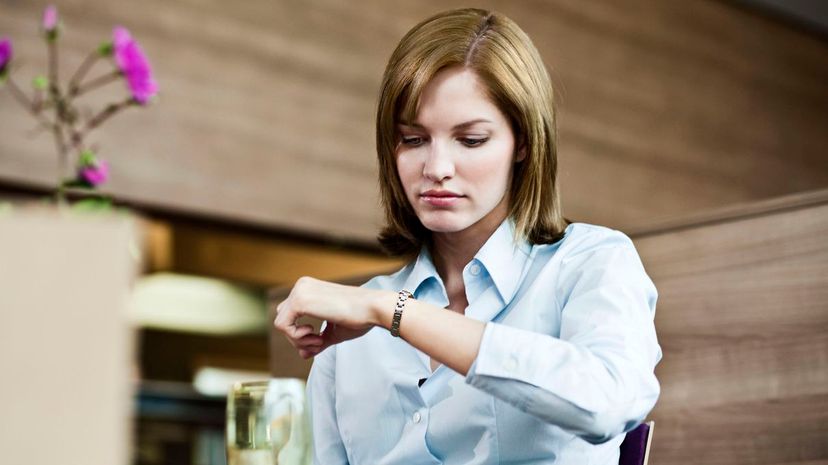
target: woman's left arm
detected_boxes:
[461,243,662,444]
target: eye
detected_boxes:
[461,137,489,147]
[401,136,426,147]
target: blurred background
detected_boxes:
[1,0,826,464]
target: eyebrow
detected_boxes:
[398,118,493,130]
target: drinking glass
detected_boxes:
[226,379,311,465]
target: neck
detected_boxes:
[430,207,509,282]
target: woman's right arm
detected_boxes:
[306,344,350,465]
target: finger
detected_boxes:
[284,330,322,350]
[273,301,297,332]
[296,333,324,347]
[299,347,322,359]
[284,335,317,351]
[291,324,317,340]
[273,303,286,328]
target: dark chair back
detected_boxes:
[619,421,654,465]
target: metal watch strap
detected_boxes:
[390,289,413,337]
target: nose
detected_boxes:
[422,140,455,182]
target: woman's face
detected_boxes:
[396,66,523,237]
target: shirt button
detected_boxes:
[412,411,422,424]
[504,356,519,371]
[469,263,481,276]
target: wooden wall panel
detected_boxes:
[633,189,828,464]
[2,0,828,244]
[155,219,403,288]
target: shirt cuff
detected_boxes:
[466,322,526,382]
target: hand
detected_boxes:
[273,276,391,359]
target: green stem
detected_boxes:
[68,97,135,151]
[70,70,121,98]
[5,77,56,127]
[47,38,69,205]
[67,50,100,96]
[86,97,136,131]
[48,38,58,93]
[54,132,69,206]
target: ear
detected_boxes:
[515,144,527,163]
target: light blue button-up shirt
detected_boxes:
[307,219,662,464]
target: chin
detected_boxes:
[417,211,476,233]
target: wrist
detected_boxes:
[369,290,398,329]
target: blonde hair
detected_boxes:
[376,8,569,258]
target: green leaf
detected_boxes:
[70,197,113,213]
[61,178,91,189]
[32,76,49,90]
[78,149,97,166]
[98,42,113,57]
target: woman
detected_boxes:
[274,7,661,464]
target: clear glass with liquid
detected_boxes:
[226,379,311,465]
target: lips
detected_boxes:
[420,189,464,207]
[421,189,462,198]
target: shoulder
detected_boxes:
[531,222,647,280]
[544,223,655,294]
[552,222,637,261]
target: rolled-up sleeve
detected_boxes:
[306,345,350,464]
[465,242,662,444]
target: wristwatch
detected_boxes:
[390,289,413,337]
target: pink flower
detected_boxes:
[112,26,158,104]
[79,159,109,186]
[42,5,58,32]
[0,38,12,75]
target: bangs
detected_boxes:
[391,39,470,127]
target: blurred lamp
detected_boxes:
[129,272,266,335]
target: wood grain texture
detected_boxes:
[164,220,403,287]
[2,0,828,244]
[651,394,828,464]
[633,189,828,464]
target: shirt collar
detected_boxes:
[474,217,532,304]
[401,244,442,298]
[400,217,532,304]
